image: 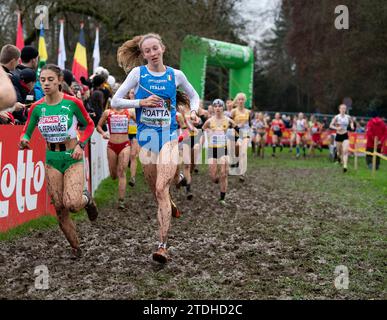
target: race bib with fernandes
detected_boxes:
[38,115,68,143]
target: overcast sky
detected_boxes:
[236,0,281,44]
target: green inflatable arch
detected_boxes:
[180,35,254,108]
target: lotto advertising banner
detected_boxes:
[0,126,55,232]
[349,133,367,156]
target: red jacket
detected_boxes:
[366,117,387,149]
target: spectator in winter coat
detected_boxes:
[365,110,387,170]
[11,68,37,124]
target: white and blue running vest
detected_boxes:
[135,66,177,153]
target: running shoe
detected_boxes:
[83,190,98,221]
[230,162,239,168]
[296,153,300,159]
[128,176,136,187]
[118,199,126,210]
[176,173,187,189]
[214,178,220,184]
[343,167,348,173]
[194,168,199,174]
[186,192,193,200]
[171,199,182,218]
[239,175,246,182]
[152,247,169,264]
[71,247,82,259]
[219,199,227,206]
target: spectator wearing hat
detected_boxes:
[13,46,44,101]
[0,44,20,75]
[365,110,387,170]
[14,46,39,74]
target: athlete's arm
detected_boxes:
[329,116,338,130]
[230,109,236,120]
[19,103,39,149]
[111,68,140,108]
[349,116,355,131]
[111,68,162,109]
[228,118,238,129]
[20,103,39,149]
[129,108,136,119]
[227,118,240,136]
[176,112,186,128]
[0,67,16,111]
[96,110,110,139]
[202,118,211,131]
[174,69,199,114]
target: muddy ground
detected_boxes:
[0,159,385,300]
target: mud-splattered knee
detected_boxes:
[117,168,126,178]
[63,197,83,213]
[220,171,228,179]
[155,185,168,200]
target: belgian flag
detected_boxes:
[72,23,88,83]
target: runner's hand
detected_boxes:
[102,132,110,140]
[72,145,84,160]
[19,139,30,150]
[140,95,162,107]
[190,110,199,122]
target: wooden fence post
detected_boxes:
[372,137,378,176]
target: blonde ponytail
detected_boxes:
[117,33,166,73]
[117,35,144,73]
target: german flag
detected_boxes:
[72,23,88,83]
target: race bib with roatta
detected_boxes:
[140,106,171,127]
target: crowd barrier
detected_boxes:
[349,135,387,173]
